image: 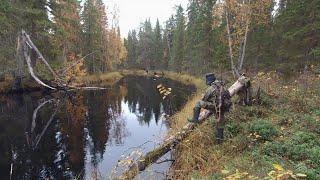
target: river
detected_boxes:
[0,75,195,179]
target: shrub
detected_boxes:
[263,131,320,175]
[225,121,243,138]
[248,119,278,141]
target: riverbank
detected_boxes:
[2,69,319,179]
[170,70,320,179]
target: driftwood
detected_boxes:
[121,75,251,179]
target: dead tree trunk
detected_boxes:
[120,75,251,179]
[16,30,105,92]
[12,32,25,91]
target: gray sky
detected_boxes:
[103,0,188,37]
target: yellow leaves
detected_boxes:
[65,56,87,85]
[225,169,254,179]
[268,163,307,179]
[248,132,262,141]
[258,72,265,77]
[157,84,172,100]
[273,164,284,171]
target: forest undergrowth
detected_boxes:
[169,67,320,179]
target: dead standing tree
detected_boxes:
[15,30,105,91]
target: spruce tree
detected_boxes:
[153,19,163,69]
[171,5,185,72]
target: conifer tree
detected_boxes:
[50,0,82,62]
[153,19,163,69]
[171,5,185,72]
[82,0,109,73]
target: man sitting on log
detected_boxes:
[188,73,232,144]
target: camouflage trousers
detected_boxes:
[194,100,226,128]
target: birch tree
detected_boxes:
[224,0,273,77]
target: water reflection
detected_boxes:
[0,75,195,179]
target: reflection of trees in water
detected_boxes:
[120,76,196,124]
[106,85,130,145]
[0,94,71,179]
[122,76,162,124]
[86,91,110,165]
[0,76,195,179]
[60,93,87,178]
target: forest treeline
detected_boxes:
[124,0,320,75]
[0,0,126,78]
[0,0,319,80]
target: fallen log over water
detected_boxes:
[121,110,212,179]
[121,75,251,179]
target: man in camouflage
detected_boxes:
[188,73,231,144]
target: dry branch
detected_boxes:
[21,34,57,90]
[18,30,106,91]
[22,30,59,79]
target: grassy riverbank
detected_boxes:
[2,69,319,179]
[170,70,320,179]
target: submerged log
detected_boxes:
[121,75,251,179]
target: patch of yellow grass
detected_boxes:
[76,72,124,86]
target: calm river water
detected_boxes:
[0,75,195,179]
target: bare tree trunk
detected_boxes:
[22,30,59,79]
[225,9,240,78]
[13,33,25,91]
[21,35,57,90]
[238,7,250,71]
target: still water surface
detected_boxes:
[0,75,195,179]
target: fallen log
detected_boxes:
[121,110,213,179]
[120,75,251,179]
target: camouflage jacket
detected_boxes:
[201,81,223,103]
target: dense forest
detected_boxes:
[0,0,320,179]
[0,0,126,79]
[124,0,320,75]
[0,0,319,79]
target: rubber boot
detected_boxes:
[188,107,201,123]
[215,128,224,144]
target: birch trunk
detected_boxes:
[225,9,240,78]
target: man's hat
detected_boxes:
[205,73,216,85]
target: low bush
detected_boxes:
[263,131,320,173]
[248,119,278,141]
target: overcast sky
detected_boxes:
[103,0,188,37]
